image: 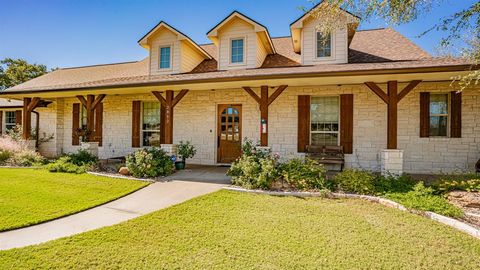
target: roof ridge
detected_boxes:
[59,60,144,70]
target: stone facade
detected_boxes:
[35,82,480,174]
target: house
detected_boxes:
[1,4,478,174]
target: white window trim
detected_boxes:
[314,31,335,61]
[229,36,247,66]
[4,110,17,132]
[158,44,173,71]
[429,92,450,138]
[140,102,161,147]
[309,96,341,146]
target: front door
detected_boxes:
[217,104,242,163]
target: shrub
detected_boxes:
[126,148,174,178]
[280,158,329,191]
[386,182,463,218]
[9,150,45,167]
[67,149,99,166]
[333,169,376,194]
[46,156,87,174]
[434,179,480,194]
[0,150,12,164]
[374,173,416,194]
[227,139,279,189]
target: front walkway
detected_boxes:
[0,180,225,250]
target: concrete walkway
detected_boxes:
[0,180,225,250]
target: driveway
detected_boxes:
[0,180,225,250]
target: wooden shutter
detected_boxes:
[297,95,310,152]
[340,94,354,154]
[419,92,430,138]
[450,91,462,138]
[132,101,141,147]
[160,104,166,144]
[0,112,3,134]
[15,110,22,125]
[94,103,103,146]
[72,103,80,145]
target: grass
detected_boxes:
[1,190,479,269]
[0,168,148,231]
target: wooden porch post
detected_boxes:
[76,94,106,141]
[152,89,189,144]
[364,80,421,149]
[22,97,40,139]
[242,85,288,147]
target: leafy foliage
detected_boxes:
[0,58,49,90]
[333,169,376,194]
[177,141,197,161]
[374,173,416,194]
[126,148,174,178]
[0,136,45,166]
[279,158,329,190]
[46,149,99,174]
[386,182,463,218]
[434,179,480,193]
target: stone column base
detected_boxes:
[24,139,37,151]
[80,142,99,157]
[161,144,177,156]
[381,149,404,176]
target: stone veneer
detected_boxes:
[35,82,480,174]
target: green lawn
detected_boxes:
[0,168,148,231]
[1,190,479,269]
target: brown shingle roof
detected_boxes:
[5,28,469,94]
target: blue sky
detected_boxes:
[0,0,474,69]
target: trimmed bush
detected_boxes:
[46,156,88,174]
[9,150,45,167]
[386,182,463,218]
[126,148,174,178]
[280,158,329,191]
[333,169,376,194]
[374,173,416,194]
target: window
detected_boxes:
[231,38,244,64]
[80,106,88,129]
[142,102,161,146]
[159,46,171,69]
[310,96,339,146]
[5,111,16,131]
[429,94,448,137]
[316,32,332,58]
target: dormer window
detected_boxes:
[231,38,245,64]
[316,32,332,58]
[159,46,172,69]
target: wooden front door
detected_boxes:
[217,104,242,163]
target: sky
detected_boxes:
[0,0,475,69]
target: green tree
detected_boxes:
[0,58,49,90]
[306,0,480,90]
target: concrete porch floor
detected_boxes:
[165,164,231,184]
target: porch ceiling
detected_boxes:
[0,69,471,100]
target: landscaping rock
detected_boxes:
[118,167,130,176]
[448,191,480,208]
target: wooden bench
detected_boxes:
[306,145,345,171]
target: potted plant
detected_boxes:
[176,141,196,170]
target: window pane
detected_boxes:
[231,39,244,63]
[430,94,448,115]
[430,116,448,137]
[311,133,338,146]
[159,47,171,69]
[5,111,16,130]
[142,131,161,147]
[316,32,332,58]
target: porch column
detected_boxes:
[152,89,189,144]
[22,97,41,140]
[242,85,288,146]
[76,94,105,141]
[364,80,421,174]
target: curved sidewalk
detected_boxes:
[0,180,225,250]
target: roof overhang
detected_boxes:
[138,21,212,59]
[1,65,474,99]
[290,1,360,53]
[206,11,276,54]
